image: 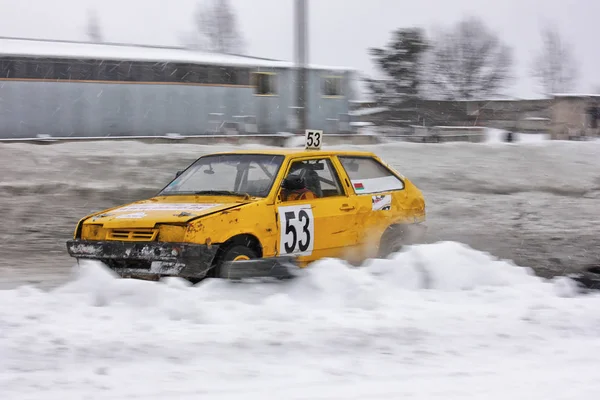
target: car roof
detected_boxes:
[206,148,379,158]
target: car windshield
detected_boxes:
[159,154,285,198]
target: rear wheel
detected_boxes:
[378,224,408,258]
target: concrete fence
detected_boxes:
[381,126,487,143]
[0,127,487,147]
[0,132,382,147]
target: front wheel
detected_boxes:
[211,244,258,278]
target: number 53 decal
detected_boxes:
[278,205,315,256]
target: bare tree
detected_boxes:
[531,24,578,95]
[86,9,103,43]
[426,16,513,100]
[183,0,246,54]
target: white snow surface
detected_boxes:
[2,241,600,399]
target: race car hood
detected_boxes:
[85,199,248,229]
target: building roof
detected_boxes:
[0,36,356,72]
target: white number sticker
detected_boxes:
[278,205,315,256]
[305,129,323,150]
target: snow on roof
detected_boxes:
[348,99,377,104]
[458,95,552,102]
[349,106,389,116]
[0,37,356,72]
[552,93,600,98]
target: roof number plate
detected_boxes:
[305,129,323,150]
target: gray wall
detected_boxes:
[0,67,353,138]
[305,69,351,133]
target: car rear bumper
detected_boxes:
[66,239,220,279]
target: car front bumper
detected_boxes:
[66,239,220,279]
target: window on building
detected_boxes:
[14,59,49,79]
[252,72,277,95]
[174,63,192,82]
[53,61,73,80]
[117,61,138,81]
[0,59,14,78]
[220,67,237,85]
[74,60,95,80]
[322,76,342,96]
[236,68,250,86]
[587,106,599,129]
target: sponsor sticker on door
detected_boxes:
[371,194,392,211]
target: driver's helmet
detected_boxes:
[281,174,306,191]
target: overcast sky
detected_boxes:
[0,0,598,99]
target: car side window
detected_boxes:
[286,158,344,198]
[338,156,404,194]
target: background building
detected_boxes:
[0,37,357,138]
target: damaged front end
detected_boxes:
[67,199,300,282]
[66,239,220,280]
[66,239,299,281]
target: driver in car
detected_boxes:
[281,174,317,201]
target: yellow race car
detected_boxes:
[66,131,427,281]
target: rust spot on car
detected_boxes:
[174,211,196,217]
[187,223,204,234]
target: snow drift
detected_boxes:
[2,241,600,399]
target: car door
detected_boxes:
[275,155,359,263]
[335,155,407,257]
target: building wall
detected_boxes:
[0,67,354,138]
[305,69,352,133]
[0,80,260,137]
[550,97,600,140]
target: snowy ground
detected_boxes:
[2,129,600,398]
[1,244,600,399]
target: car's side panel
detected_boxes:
[334,155,424,259]
[275,195,359,262]
[274,154,359,263]
[184,201,280,258]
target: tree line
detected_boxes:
[85,0,246,54]
[366,16,579,106]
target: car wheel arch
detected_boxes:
[216,233,263,260]
[206,234,263,278]
[377,223,410,258]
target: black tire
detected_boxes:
[211,244,258,278]
[378,224,408,258]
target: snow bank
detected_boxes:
[1,242,600,399]
[484,127,550,143]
